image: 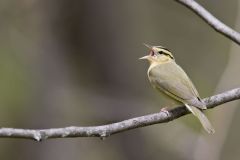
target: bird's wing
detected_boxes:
[148,61,205,108]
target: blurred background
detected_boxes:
[0,0,240,159]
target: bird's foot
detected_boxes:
[160,107,170,116]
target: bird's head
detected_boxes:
[140,44,174,64]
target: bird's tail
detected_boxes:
[185,104,215,134]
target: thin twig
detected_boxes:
[175,0,240,45]
[0,88,239,141]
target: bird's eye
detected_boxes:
[158,51,163,54]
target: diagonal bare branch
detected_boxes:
[175,0,240,45]
[0,88,239,141]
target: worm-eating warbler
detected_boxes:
[140,44,215,134]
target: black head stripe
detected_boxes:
[156,46,171,52]
[163,52,174,59]
[158,51,174,59]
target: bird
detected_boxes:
[140,44,215,134]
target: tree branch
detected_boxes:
[1,0,240,142]
[175,0,240,45]
[0,88,239,141]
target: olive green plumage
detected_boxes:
[148,61,205,108]
[140,44,215,134]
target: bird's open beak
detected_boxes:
[140,43,153,60]
[139,55,150,60]
[143,43,152,49]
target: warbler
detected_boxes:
[140,44,215,134]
